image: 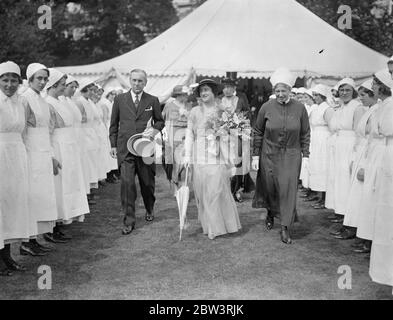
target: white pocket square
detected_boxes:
[145,106,153,111]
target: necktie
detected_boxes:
[134,94,139,108]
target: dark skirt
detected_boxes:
[252,148,302,227]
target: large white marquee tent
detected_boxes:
[57,0,389,101]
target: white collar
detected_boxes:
[130,90,143,102]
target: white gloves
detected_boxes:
[302,157,309,169]
[251,156,259,171]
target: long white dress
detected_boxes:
[45,95,89,223]
[74,96,100,189]
[325,99,363,215]
[299,103,315,188]
[356,103,385,240]
[343,105,378,228]
[369,96,393,286]
[59,96,90,194]
[185,105,241,240]
[309,102,331,192]
[0,90,31,243]
[90,100,108,180]
[22,88,57,236]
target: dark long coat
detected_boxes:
[252,98,310,227]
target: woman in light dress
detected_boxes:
[343,80,378,253]
[20,63,59,253]
[74,81,100,202]
[0,61,30,275]
[368,69,393,288]
[97,87,119,182]
[184,79,241,240]
[325,78,365,240]
[162,85,191,187]
[45,69,89,228]
[308,84,333,209]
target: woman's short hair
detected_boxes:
[80,83,95,93]
[373,76,392,97]
[358,86,374,98]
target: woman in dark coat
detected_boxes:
[251,68,310,244]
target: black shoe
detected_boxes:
[0,268,13,277]
[4,259,27,272]
[234,192,243,203]
[304,195,320,202]
[122,225,135,235]
[30,240,54,252]
[43,232,67,244]
[20,243,47,257]
[145,211,155,222]
[326,213,339,220]
[55,230,72,240]
[353,245,371,254]
[330,227,346,236]
[88,198,97,205]
[265,216,274,230]
[333,229,356,240]
[280,228,292,244]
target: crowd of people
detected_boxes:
[0,61,124,276]
[1,56,393,293]
[294,58,393,289]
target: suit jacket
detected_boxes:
[109,90,165,166]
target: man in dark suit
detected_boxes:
[109,69,165,235]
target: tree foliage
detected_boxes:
[0,0,178,70]
[297,0,393,56]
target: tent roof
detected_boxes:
[58,0,389,79]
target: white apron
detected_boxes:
[309,102,331,192]
[324,100,361,215]
[0,92,31,242]
[90,101,107,180]
[77,96,100,188]
[46,96,89,222]
[23,88,58,235]
[25,128,57,234]
[344,105,377,228]
[60,96,90,194]
[369,98,393,286]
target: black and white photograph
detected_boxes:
[1,0,393,304]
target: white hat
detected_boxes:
[374,69,393,89]
[291,88,298,94]
[270,67,296,88]
[312,84,330,98]
[127,133,155,157]
[388,55,393,63]
[65,75,78,86]
[0,61,21,77]
[78,79,96,91]
[296,87,307,94]
[26,63,49,80]
[337,77,356,90]
[46,68,66,90]
[104,86,117,97]
[358,79,373,92]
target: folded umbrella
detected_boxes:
[175,165,190,241]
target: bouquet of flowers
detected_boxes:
[205,110,251,140]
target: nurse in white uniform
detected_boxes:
[0,61,30,276]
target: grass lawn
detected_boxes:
[0,167,392,300]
